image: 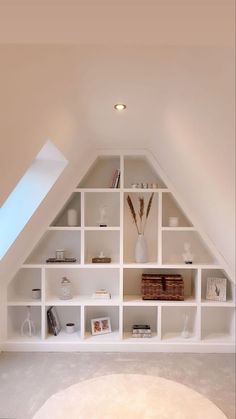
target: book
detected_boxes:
[110,169,120,188]
[92,289,111,299]
[47,307,61,336]
[132,329,152,334]
[132,333,152,338]
[133,324,151,330]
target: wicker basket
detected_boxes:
[141,274,184,300]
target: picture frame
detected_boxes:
[206,277,227,302]
[91,317,111,335]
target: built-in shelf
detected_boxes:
[5,151,235,352]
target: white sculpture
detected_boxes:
[182,242,194,264]
[181,314,190,339]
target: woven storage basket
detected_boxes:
[141,274,184,300]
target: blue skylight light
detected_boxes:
[0,141,68,259]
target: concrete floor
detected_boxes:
[0,352,235,419]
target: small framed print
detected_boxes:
[206,277,227,301]
[91,317,111,336]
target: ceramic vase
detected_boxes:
[135,234,148,263]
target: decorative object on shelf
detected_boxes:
[181,314,190,339]
[60,277,73,300]
[150,183,158,189]
[56,249,65,260]
[47,306,61,336]
[135,234,148,263]
[182,242,194,264]
[91,317,111,335]
[206,277,227,301]
[132,324,152,338]
[92,251,111,263]
[31,288,41,300]
[21,306,36,337]
[92,289,111,299]
[67,208,78,226]
[97,206,109,227]
[46,257,77,263]
[66,323,75,334]
[168,216,179,227]
[141,273,184,300]
[127,193,154,263]
[110,169,120,188]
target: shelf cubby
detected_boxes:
[84,192,120,227]
[124,192,158,263]
[201,269,235,305]
[45,267,120,303]
[79,156,120,189]
[84,306,120,339]
[84,230,120,264]
[123,268,198,304]
[201,307,235,342]
[50,192,81,227]
[162,193,192,227]
[25,230,81,264]
[161,306,198,341]
[45,306,81,340]
[123,306,158,339]
[8,268,42,304]
[124,156,166,189]
[162,230,216,265]
[8,306,42,341]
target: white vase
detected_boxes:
[67,209,78,226]
[135,234,148,263]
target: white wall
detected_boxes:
[0,45,234,277]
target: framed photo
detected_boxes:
[206,277,227,302]
[91,317,111,336]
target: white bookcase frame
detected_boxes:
[3,150,235,352]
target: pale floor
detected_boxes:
[0,352,235,419]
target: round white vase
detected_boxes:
[135,234,148,263]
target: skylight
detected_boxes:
[0,141,68,259]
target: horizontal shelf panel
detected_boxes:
[161,333,198,343]
[84,331,121,342]
[47,226,82,231]
[201,299,235,307]
[201,333,235,343]
[123,295,197,306]
[46,331,82,342]
[7,333,42,342]
[123,332,159,342]
[76,188,120,193]
[162,227,196,231]
[84,227,120,231]
[46,296,120,306]
[8,300,42,306]
[123,188,166,193]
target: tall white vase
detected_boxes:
[135,234,148,263]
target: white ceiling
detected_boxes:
[0,0,234,46]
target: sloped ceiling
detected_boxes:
[0,0,235,275]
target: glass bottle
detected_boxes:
[60,277,72,300]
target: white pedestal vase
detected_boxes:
[135,234,148,263]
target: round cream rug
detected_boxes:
[33,374,226,419]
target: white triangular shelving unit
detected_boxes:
[4,151,235,352]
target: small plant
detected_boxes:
[127,193,154,235]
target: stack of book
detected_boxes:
[132,324,152,338]
[92,289,111,299]
[110,169,120,188]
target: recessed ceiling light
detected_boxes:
[114,103,127,111]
